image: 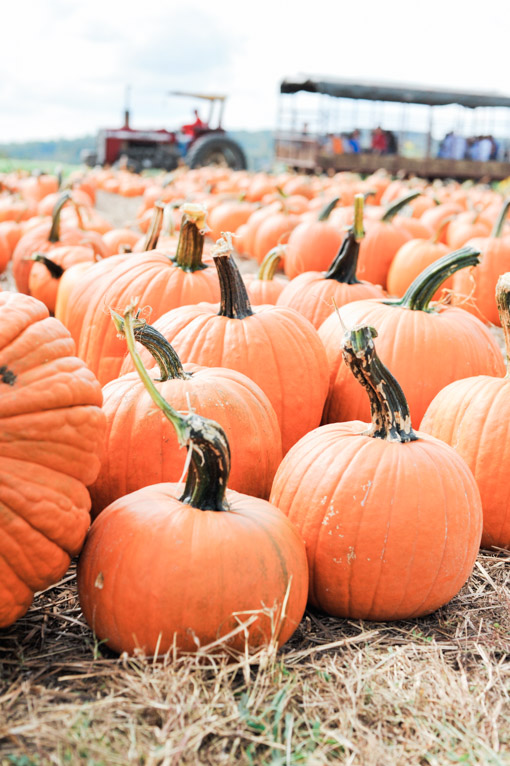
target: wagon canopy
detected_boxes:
[279,76,510,109]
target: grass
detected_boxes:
[1,549,509,765]
[0,159,84,178]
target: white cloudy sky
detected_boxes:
[3,0,510,142]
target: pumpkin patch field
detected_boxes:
[0,166,509,765]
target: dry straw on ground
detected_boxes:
[1,549,509,766]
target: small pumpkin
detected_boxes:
[77,203,220,385]
[277,195,385,328]
[243,245,288,305]
[90,315,282,512]
[283,198,343,279]
[319,247,506,426]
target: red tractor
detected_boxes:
[82,92,247,173]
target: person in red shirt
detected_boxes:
[371,126,387,155]
[181,109,207,136]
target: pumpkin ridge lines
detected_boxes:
[0,509,67,591]
[0,466,87,559]
[313,433,373,614]
[404,441,452,618]
[253,310,283,425]
[473,380,510,544]
[281,434,337,605]
[361,443,405,618]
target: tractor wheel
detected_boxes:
[185,135,247,170]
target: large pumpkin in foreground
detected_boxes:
[0,293,105,628]
[270,325,483,621]
[78,307,308,656]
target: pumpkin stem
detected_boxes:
[30,253,64,279]
[214,235,254,319]
[112,303,231,511]
[324,195,365,284]
[48,191,72,243]
[496,273,510,376]
[395,246,481,312]
[142,202,165,251]
[172,203,210,272]
[257,245,284,280]
[381,190,422,223]
[490,198,510,238]
[317,197,340,221]
[342,325,418,443]
[112,315,189,381]
[432,215,455,244]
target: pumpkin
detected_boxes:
[420,273,510,549]
[252,202,300,264]
[0,292,105,628]
[452,199,510,326]
[319,247,506,426]
[77,203,220,385]
[356,191,420,288]
[90,315,282,512]
[77,305,308,656]
[270,324,483,621]
[28,245,98,314]
[102,227,140,256]
[243,245,288,305]
[11,191,108,294]
[120,236,329,454]
[386,229,450,299]
[277,195,385,328]
[283,198,343,279]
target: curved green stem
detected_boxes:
[48,191,72,243]
[381,191,422,223]
[317,197,340,221]
[112,316,188,381]
[490,199,510,238]
[214,236,254,319]
[342,325,418,443]
[111,304,230,511]
[395,246,480,311]
[496,274,510,376]
[257,246,284,280]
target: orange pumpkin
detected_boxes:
[420,272,510,550]
[319,247,506,426]
[270,324,483,620]
[277,195,385,328]
[120,237,329,454]
[90,316,282,510]
[452,199,510,325]
[243,246,288,305]
[77,306,308,656]
[283,198,343,279]
[0,292,105,628]
[77,204,220,385]
[11,192,108,294]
